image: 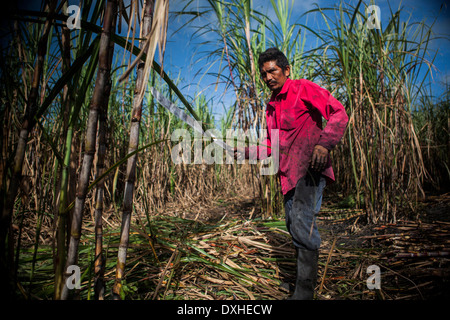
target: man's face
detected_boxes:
[260,60,290,93]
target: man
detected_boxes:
[234,48,348,300]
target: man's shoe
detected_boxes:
[289,248,319,300]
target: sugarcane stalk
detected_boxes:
[93,9,116,300]
[112,0,155,300]
[61,0,117,300]
[93,121,106,300]
[0,0,57,295]
[54,2,73,299]
[242,0,256,94]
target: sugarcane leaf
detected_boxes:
[35,35,100,120]
[34,118,63,163]
[69,36,101,126]
[14,9,205,133]
[62,138,169,214]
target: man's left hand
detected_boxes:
[310,145,329,171]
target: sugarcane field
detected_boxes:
[1,0,449,306]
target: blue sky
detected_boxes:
[10,0,450,121]
[165,0,450,119]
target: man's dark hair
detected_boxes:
[258,47,290,71]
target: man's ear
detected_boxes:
[284,65,290,78]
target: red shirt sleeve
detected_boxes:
[300,80,348,151]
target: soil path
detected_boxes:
[177,191,450,300]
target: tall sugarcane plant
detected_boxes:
[92,2,117,300]
[183,0,314,217]
[2,0,214,300]
[302,0,435,222]
[53,0,108,299]
[0,0,58,295]
[185,0,438,222]
[112,0,157,300]
[54,1,74,299]
[60,0,117,300]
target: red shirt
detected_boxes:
[247,78,348,195]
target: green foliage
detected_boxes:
[412,91,450,191]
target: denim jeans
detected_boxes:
[284,171,326,251]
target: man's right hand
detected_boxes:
[310,144,329,172]
[233,147,245,161]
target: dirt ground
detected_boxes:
[15,187,449,300]
[316,195,450,300]
[176,191,450,300]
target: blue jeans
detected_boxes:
[284,172,326,251]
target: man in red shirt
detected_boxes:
[235,48,348,299]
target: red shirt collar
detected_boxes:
[268,78,292,106]
[278,77,292,95]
